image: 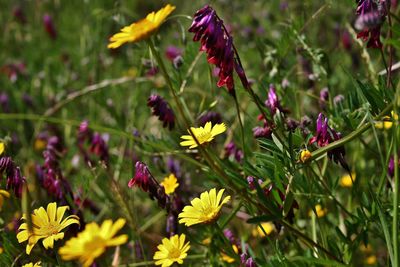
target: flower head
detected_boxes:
[265,84,281,115]
[253,222,275,237]
[22,262,41,267]
[339,172,356,187]
[180,122,226,149]
[153,233,190,267]
[17,202,80,255]
[309,204,327,218]
[43,14,57,39]
[59,218,128,267]
[178,188,230,226]
[161,174,179,195]
[108,4,176,49]
[300,149,312,163]
[189,5,236,94]
[0,142,4,155]
[0,189,10,210]
[147,94,175,130]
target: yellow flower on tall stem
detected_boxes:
[108,4,176,49]
[22,262,41,267]
[58,218,128,267]
[153,233,190,267]
[0,142,4,155]
[17,202,80,255]
[180,122,227,149]
[0,189,10,210]
[161,173,179,195]
[178,188,230,226]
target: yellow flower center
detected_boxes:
[39,222,61,235]
[168,246,181,260]
[196,131,212,143]
[200,207,219,222]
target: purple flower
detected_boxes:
[355,0,388,48]
[197,111,222,127]
[43,14,57,39]
[165,46,182,61]
[224,142,243,163]
[388,156,399,178]
[189,5,236,94]
[253,126,272,139]
[13,6,26,24]
[147,94,175,130]
[319,87,329,110]
[265,84,282,115]
[334,94,345,106]
[0,92,10,113]
[89,133,109,163]
[0,157,26,198]
[309,113,349,171]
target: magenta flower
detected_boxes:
[43,14,57,39]
[0,157,26,198]
[265,84,282,115]
[147,94,175,130]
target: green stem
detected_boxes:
[233,94,246,162]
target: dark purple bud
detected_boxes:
[245,257,257,267]
[253,126,272,139]
[173,56,184,69]
[197,111,222,127]
[319,87,329,110]
[147,94,175,130]
[43,14,57,39]
[286,118,299,132]
[223,229,236,244]
[166,213,177,237]
[89,133,109,164]
[13,6,26,24]
[0,92,10,113]
[165,46,182,61]
[128,161,152,191]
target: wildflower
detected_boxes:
[161,174,179,195]
[128,161,171,211]
[0,157,26,197]
[0,142,4,155]
[365,255,377,265]
[388,156,400,178]
[252,126,272,139]
[252,222,275,237]
[333,94,345,106]
[165,46,182,61]
[17,202,80,255]
[355,0,387,48]
[108,4,176,49]
[0,92,10,112]
[221,245,239,263]
[310,113,349,171]
[147,94,175,130]
[339,172,356,187]
[309,204,327,218]
[300,149,312,163]
[179,188,230,226]
[59,218,128,267]
[43,14,57,39]
[375,111,398,129]
[189,5,236,94]
[13,6,27,24]
[319,87,329,110]
[0,189,10,210]
[265,84,282,115]
[224,142,244,163]
[153,233,190,267]
[180,122,226,149]
[22,262,41,267]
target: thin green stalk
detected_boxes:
[233,94,246,162]
[392,119,399,266]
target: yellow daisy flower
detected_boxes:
[309,204,327,218]
[375,111,398,129]
[59,218,128,267]
[180,122,227,149]
[161,173,179,195]
[0,142,4,155]
[252,222,275,237]
[0,189,10,210]
[339,172,356,188]
[178,188,231,227]
[299,149,311,163]
[365,255,377,265]
[22,262,41,267]
[153,233,190,267]
[17,202,80,255]
[108,4,176,49]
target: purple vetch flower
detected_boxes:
[166,213,178,237]
[334,94,345,106]
[0,157,26,198]
[319,87,329,110]
[0,92,10,113]
[224,141,244,163]
[388,156,399,178]
[241,253,257,267]
[286,118,299,132]
[43,14,57,39]
[265,84,282,116]
[355,0,388,48]
[165,46,182,61]
[128,161,171,211]
[252,126,272,139]
[147,94,175,130]
[189,5,236,94]
[309,113,349,171]
[167,157,182,178]
[89,133,109,163]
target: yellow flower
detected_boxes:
[252,222,275,237]
[309,204,327,218]
[0,142,4,155]
[59,218,128,267]
[22,262,41,267]
[221,245,239,263]
[300,149,311,163]
[161,173,179,195]
[178,188,230,227]
[0,189,10,210]
[17,202,80,255]
[153,233,190,267]
[375,111,398,129]
[365,255,377,265]
[339,172,356,187]
[180,122,227,149]
[34,138,47,151]
[108,4,176,49]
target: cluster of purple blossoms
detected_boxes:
[265,84,283,116]
[355,0,388,48]
[128,161,170,211]
[197,111,222,127]
[0,157,26,197]
[309,113,349,171]
[189,5,236,94]
[147,94,175,130]
[40,136,72,200]
[77,120,109,166]
[224,141,244,163]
